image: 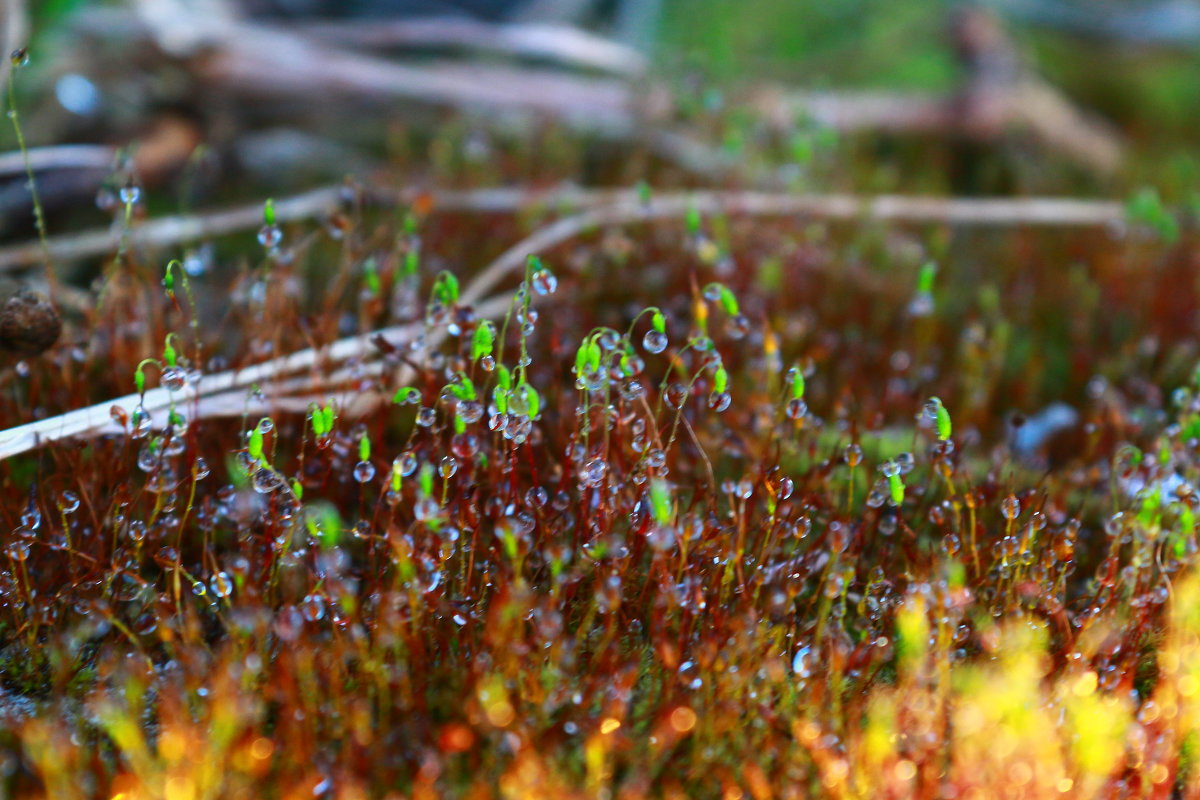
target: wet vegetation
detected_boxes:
[4,15,1200,800]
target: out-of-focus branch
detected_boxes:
[752,8,1122,174]
[755,84,1121,174]
[0,144,115,177]
[123,1,640,127]
[294,18,648,77]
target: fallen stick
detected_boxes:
[0,186,1130,272]
[0,293,516,461]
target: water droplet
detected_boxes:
[301,594,326,622]
[161,366,187,392]
[707,391,731,412]
[727,314,751,339]
[531,269,558,296]
[252,468,284,494]
[59,491,80,514]
[353,461,376,483]
[908,291,934,317]
[10,48,29,68]
[525,487,548,508]
[647,525,676,551]
[458,400,484,424]
[211,571,234,598]
[844,443,863,467]
[786,397,807,420]
[137,443,161,473]
[130,405,153,438]
[580,458,608,488]
[439,457,458,479]
[258,224,283,248]
[792,645,814,678]
[118,181,141,205]
[642,329,668,354]
[1002,495,1021,521]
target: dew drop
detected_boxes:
[707,391,731,412]
[210,571,234,598]
[130,405,153,439]
[258,224,283,248]
[252,468,284,494]
[531,270,558,296]
[353,461,377,483]
[580,458,608,488]
[161,366,187,392]
[727,314,751,339]
[844,443,863,467]
[642,329,668,354]
[1002,495,1021,521]
[59,491,80,514]
[118,182,142,205]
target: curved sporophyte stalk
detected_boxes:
[5,48,58,295]
[163,259,201,343]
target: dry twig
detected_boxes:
[0,186,1128,272]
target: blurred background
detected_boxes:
[3,0,1200,244]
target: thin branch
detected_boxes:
[0,186,1130,272]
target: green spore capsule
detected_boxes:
[714,365,729,395]
[650,479,672,526]
[249,426,264,462]
[791,369,805,400]
[393,387,420,405]
[917,262,937,295]
[473,321,496,361]
[928,397,952,441]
